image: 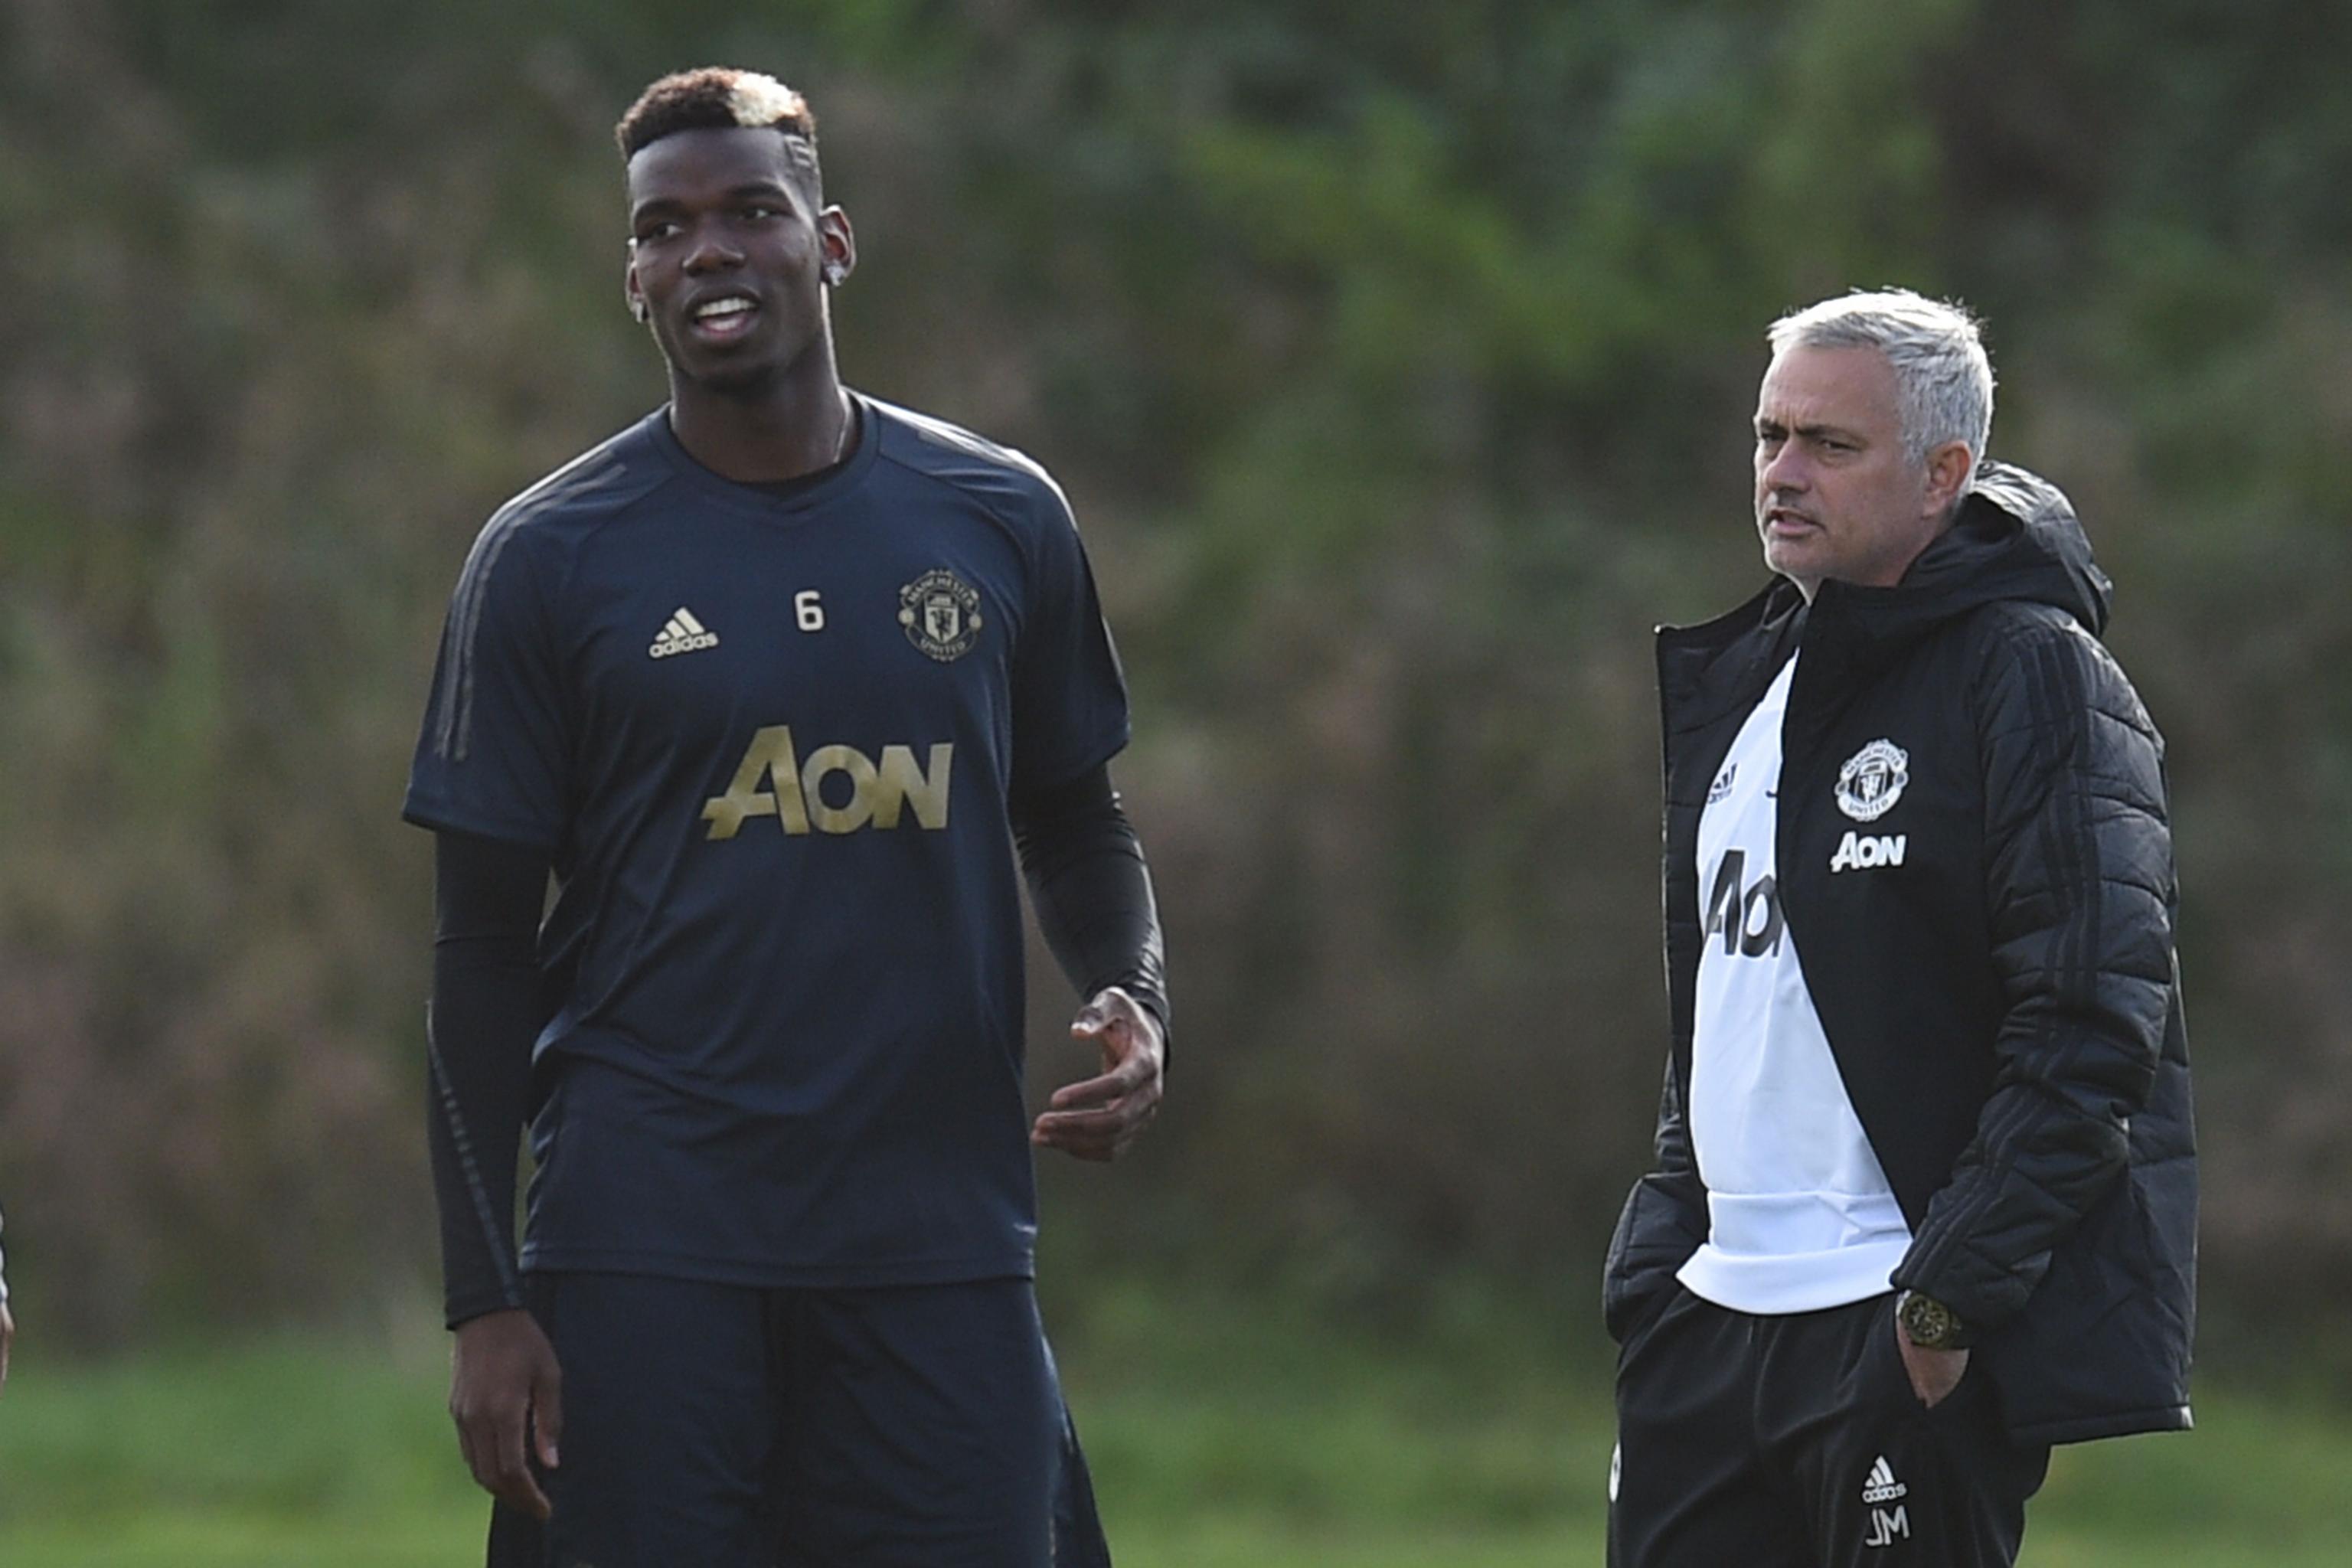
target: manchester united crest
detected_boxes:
[1834,738,1909,822]
[898,569,983,662]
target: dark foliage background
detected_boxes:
[1,0,2345,1374]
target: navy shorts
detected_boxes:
[485,1272,1111,1568]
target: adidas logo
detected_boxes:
[1861,1455,1908,1506]
[648,607,719,658]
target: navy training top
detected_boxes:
[403,394,1131,1287]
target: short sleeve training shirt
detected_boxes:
[404,395,1131,1287]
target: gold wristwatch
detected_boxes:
[1896,1289,1971,1351]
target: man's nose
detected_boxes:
[682,224,744,274]
[1759,443,1809,495]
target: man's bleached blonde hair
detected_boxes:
[1769,289,1994,470]
[616,67,821,194]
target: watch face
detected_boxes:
[1901,1293,1958,1348]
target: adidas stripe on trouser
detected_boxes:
[1608,1286,2050,1568]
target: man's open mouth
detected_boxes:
[688,294,760,341]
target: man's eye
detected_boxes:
[638,222,679,243]
[743,204,781,221]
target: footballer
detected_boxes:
[405,67,1166,1567]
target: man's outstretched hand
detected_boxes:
[450,1308,563,1520]
[1033,986,1164,1162]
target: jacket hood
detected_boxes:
[1819,459,2112,651]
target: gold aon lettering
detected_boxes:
[701,726,952,840]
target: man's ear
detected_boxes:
[624,250,648,324]
[817,207,858,286]
[1922,439,1975,520]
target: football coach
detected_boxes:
[1603,289,2195,1567]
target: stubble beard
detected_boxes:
[1759,511,1828,599]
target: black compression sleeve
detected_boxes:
[1009,764,1171,1046]
[427,830,550,1328]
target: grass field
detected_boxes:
[0,1285,2344,1565]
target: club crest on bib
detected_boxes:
[1834,739,1909,822]
[898,569,983,662]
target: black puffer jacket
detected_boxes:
[1603,463,2195,1447]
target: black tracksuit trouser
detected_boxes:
[1609,1285,2050,1568]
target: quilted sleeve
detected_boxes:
[1602,1057,1712,1340]
[1890,609,2175,1331]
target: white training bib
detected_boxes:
[1678,653,1913,1315]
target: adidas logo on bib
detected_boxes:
[649,606,719,658]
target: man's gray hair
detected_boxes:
[1767,289,1994,469]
